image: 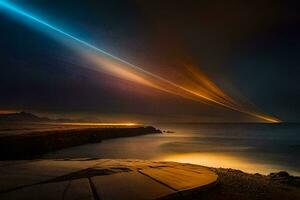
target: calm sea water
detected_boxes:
[44,123,300,175]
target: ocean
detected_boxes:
[44,123,300,176]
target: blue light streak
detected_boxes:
[0,0,215,102]
[0,1,279,122]
[0,0,157,78]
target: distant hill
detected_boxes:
[0,111,51,122]
[0,111,98,123]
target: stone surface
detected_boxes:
[0,159,218,200]
[2,159,100,176]
[140,166,218,191]
[93,159,174,171]
[0,170,52,193]
[0,178,94,200]
[0,159,101,192]
[63,178,94,200]
[91,171,176,200]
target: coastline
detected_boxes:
[0,126,161,160]
[189,167,300,200]
[0,122,299,199]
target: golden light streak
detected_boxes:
[251,114,281,123]
[0,1,281,123]
[82,51,281,123]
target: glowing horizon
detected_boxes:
[0,0,281,123]
[0,109,20,114]
[55,122,137,126]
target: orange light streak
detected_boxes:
[82,51,281,123]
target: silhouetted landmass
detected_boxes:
[0,126,161,160]
[0,112,50,122]
[0,111,75,123]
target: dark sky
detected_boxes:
[0,0,299,122]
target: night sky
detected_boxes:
[0,0,299,122]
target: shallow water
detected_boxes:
[44,123,300,175]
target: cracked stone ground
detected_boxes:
[0,159,218,200]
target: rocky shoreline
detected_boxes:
[0,126,161,160]
[189,167,300,200]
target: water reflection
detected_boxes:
[159,152,299,175]
[45,123,300,176]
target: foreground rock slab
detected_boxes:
[92,171,176,200]
[140,167,217,192]
[1,178,94,200]
[0,159,218,200]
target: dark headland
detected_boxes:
[0,112,161,160]
[0,126,161,160]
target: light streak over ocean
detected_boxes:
[0,0,281,123]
